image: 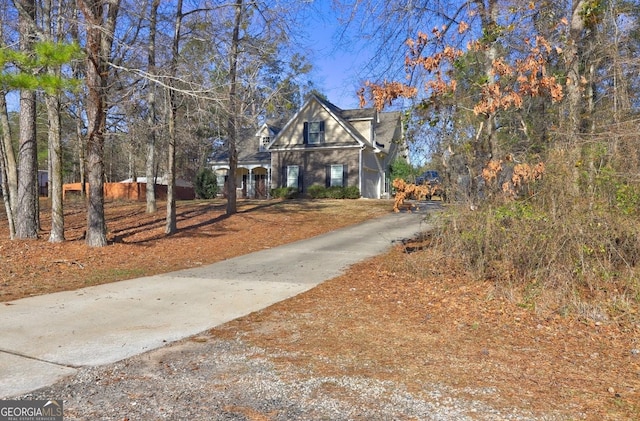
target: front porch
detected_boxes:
[213,165,271,199]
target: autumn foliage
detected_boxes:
[357,4,640,336]
[359,25,563,115]
[472,36,564,115]
[392,178,442,212]
[481,159,545,198]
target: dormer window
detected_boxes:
[304,121,325,144]
[259,136,270,152]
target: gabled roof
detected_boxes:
[268,94,380,150]
[374,110,403,153]
[208,94,404,164]
[254,121,282,138]
[307,94,403,153]
[208,127,270,165]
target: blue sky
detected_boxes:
[4,3,378,113]
[301,3,373,110]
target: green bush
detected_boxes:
[343,186,361,199]
[615,183,640,215]
[389,158,416,182]
[326,186,345,199]
[307,185,360,199]
[271,187,298,199]
[308,184,327,199]
[194,168,218,199]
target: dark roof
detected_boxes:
[211,94,403,161]
[209,127,270,165]
[314,95,375,121]
[374,111,402,151]
[209,147,270,164]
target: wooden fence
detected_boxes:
[63,182,195,201]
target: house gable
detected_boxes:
[207,94,405,199]
[255,123,281,153]
[268,95,370,151]
[267,94,406,199]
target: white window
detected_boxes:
[286,165,299,189]
[306,121,324,144]
[330,164,344,187]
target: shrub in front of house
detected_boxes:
[271,187,299,199]
[343,186,360,199]
[326,186,346,199]
[308,185,361,199]
[308,184,328,199]
[195,168,219,199]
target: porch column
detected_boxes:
[267,167,272,199]
[248,168,254,198]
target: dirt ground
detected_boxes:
[0,198,391,302]
[2,198,639,420]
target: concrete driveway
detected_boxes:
[0,205,434,398]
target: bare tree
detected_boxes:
[475,0,499,163]
[14,0,39,239]
[165,0,183,234]
[0,91,17,239]
[565,0,588,138]
[0,10,18,239]
[77,0,121,247]
[225,0,242,216]
[43,0,65,243]
[144,0,160,213]
[69,1,86,198]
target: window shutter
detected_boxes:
[298,169,303,192]
[282,166,287,188]
[325,165,330,187]
[342,164,348,186]
[319,121,325,143]
[303,122,309,144]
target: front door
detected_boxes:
[255,174,267,199]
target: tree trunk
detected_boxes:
[566,0,587,139]
[16,88,39,239]
[46,93,64,242]
[43,0,65,242]
[69,1,86,197]
[165,0,182,234]
[146,0,160,214]
[82,0,107,247]
[470,0,499,201]
[480,0,499,159]
[77,118,86,197]
[0,91,17,239]
[609,2,630,123]
[166,94,177,234]
[0,9,17,239]
[15,0,39,239]
[226,0,243,216]
[78,0,121,247]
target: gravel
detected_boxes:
[16,334,569,420]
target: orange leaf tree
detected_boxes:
[392,178,439,212]
[358,3,566,203]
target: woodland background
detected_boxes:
[1,3,640,417]
[1,1,640,323]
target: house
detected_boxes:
[268,94,406,199]
[209,123,279,199]
[1,170,48,196]
[209,94,407,199]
